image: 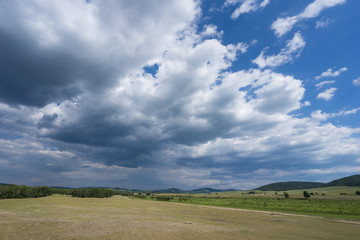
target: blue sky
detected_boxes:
[0,0,359,189]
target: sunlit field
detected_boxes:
[1,194,359,240]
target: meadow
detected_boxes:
[147,186,360,220]
[1,194,360,240]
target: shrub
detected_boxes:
[283,192,289,198]
[136,194,146,198]
[303,191,311,198]
[355,191,360,195]
[156,196,174,201]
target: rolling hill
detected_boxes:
[255,174,360,191]
[255,181,325,191]
[323,174,360,187]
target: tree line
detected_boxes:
[0,184,52,199]
[0,184,115,199]
[71,188,115,198]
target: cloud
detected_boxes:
[311,108,360,122]
[0,0,359,189]
[316,87,337,100]
[271,0,346,37]
[252,32,305,68]
[225,0,270,20]
[201,24,223,39]
[316,80,335,89]
[316,17,333,28]
[353,77,360,86]
[0,0,199,107]
[315,67,348,80]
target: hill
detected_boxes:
[152,188,238,194]
[256,181,325,191]
[152,188,186,194]
[324,174,360,187]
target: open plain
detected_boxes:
[0,194,359,240]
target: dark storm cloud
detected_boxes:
[0,28,119,107]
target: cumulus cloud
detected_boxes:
[271,0,346,37]
[225,0,270,20]
[0,0,359,189]
[317,87,337,100]
[201,24,223,39]
[0,0,199,107]
[353,77,360,86]
[252,32,305,68]
[315,67,348,80]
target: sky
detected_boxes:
[0,0,359,190]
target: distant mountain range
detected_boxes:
[2,174,359,193]
[151,187,237,194]
[255,174,360,191]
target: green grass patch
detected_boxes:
[146,186,360,220]
[168,197,360,220]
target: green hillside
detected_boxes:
[324,174,360,187]
[256,181,325,191]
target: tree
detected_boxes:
[303,191,311,198]
[283,192,289,198]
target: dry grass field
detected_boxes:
[0,194,359,240]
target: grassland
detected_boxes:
[1,193,360,240]
[145,186,360,220]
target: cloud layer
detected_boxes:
[0,0,359,189]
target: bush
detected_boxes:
[283,192,289,198]
[355,191,360,195]
[156,195,174,201]
[136,194,146,198]
[179,196,191,201]
[303,191,311,198]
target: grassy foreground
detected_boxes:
[1,194,359,240]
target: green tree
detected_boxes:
[303,191,311,198]
[284,192,289,198]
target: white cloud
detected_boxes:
[271,16,299,38]
[225,0,270,20]
[303,101,311,107]
[315,67,348,80]
[311,107,360,121]
[201,24,223,39]
[252,32,306,68]
[316,17,332,28]
[316,80,335,89]
[317,87,337,100]
[271,0,346,37]
[311,108,360,122]
[353,77,360,86]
